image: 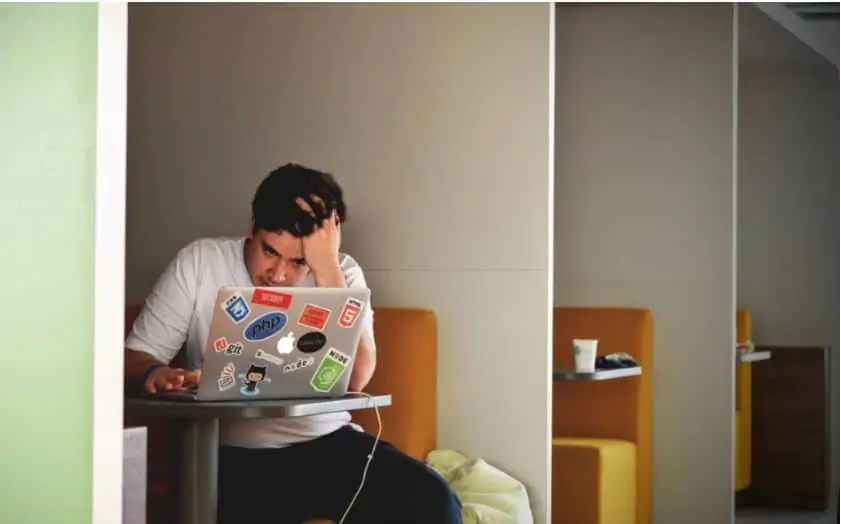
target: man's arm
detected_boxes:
[125,241,201,391]
[313,262,376,392]
[125,349,165,388]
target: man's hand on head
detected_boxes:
[296,195,343,282]
[143,366,202,394]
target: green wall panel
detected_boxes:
[0,3,98,523]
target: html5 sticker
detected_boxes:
[338,298,364,328]
[251,289,293,309]
[298,304,331,331]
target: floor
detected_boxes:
[735,508,836,524]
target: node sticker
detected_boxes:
[218,362,236,391]
[310,348,352,393]
[338,298,363,328]
[252,289,293,309]
[283,357,315,373]
[298,304,331,330]
[222,294,251,324]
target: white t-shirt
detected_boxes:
[126,236,375,448]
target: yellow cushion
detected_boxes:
[552,438,636,524]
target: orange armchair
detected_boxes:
[735,309,752,492]
[552,307,653,524]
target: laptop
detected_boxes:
[153,285,371,402]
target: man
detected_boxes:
[124,163,462,524]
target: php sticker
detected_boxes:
[239,363,271,396]
[283,357,315,373]
[298,304,330,330]
[243,312,287,341]
[222,294,251,324]
[213,337,229,352]
[218,362,236,391]
[251,289,293,309]
[297,331,327,354]
[338,298,363,328]
[310,348,352,393]
[255,349,284,366]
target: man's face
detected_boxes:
[244,229,310,287]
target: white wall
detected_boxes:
[554,5,736,524]
[737,64,839,347]
[737,61,840,507]
[127,4,553,520]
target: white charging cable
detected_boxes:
[337,391,382,524]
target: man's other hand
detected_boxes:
[144,367,201,393]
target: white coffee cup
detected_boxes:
[573,339,599,373]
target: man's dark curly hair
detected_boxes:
[251,163,347,238]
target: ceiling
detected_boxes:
[741,2,839,68]
[784,2,839,22]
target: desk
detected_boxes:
[738,351,772,363]
[553,367,642,381]
[125,394,392,524]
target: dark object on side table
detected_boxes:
[596,352,638,370]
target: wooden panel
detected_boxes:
[748,345,829,510]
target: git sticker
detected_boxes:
[298,304,331,330]
[310,348,352,393]
[224,342,244,356]
[218,363,236,391]
[213,337,229,352]
[338,298,363,328]
[252,289,293,309]
[222,294,251,324]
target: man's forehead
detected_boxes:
[259,231,303,257]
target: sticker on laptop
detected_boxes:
[243,312,287,341]
[222,294,251,324]
[224,341,244,356]
[338,298,363,328]
[283,357,315,373]
[251,289,293,309]
[276,332,297,355]
[239,363,271,396]
[298,304,331,330]
[255,349,284,366]
[213,337,229,352]
[310,348,352,393]
[297,331,327,354]
[218,362,236,391]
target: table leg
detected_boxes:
[179,418,219,524]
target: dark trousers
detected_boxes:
[218,425,463,524]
